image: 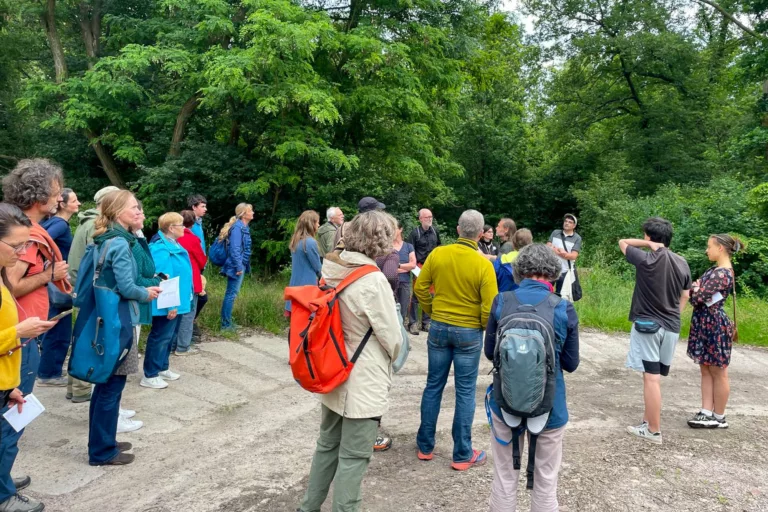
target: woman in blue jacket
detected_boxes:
[89,191,162,466]
[285,210,322,315]
[219,203,253,330]
[142,212,194,389]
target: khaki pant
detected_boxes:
[299,405,378,512]
[489,411,565,512]
[67,375,92,399]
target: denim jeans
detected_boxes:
[395,281,411,323]
[0,340,40,501]
[88,373,127,464]
[38,304,74,379]
[144,315,181,378]
[220,273,245,329]
[416,321,482,463]
[173,294,198,353]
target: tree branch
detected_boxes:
[692,0,763,40]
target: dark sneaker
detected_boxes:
[89,452,135,466]
[65,392,73,400]
[716,416,729,429]
[688,412,718,429]
[71,394,91,404]
[421,322,431,332]
[374,436,392,452]
[0,494,44,512]
[12,476,30,491]
[117,442,133,452]
[408,324,420,336]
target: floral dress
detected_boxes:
[687,267,735,368]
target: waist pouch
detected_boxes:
[634,319,661,334]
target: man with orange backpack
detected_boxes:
[288,211,403,512]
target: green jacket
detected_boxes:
[316,222,338,258]
[132,236,161,325]
[69,208,99,284]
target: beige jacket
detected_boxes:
[320,250,403,419]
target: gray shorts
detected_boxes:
[626,325,679,376]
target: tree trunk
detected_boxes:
[86,129,126,188]
[169,93,202,157]
[78,0,102,69]
[41,0,68,83]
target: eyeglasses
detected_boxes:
[171,224,184,228]
[0,240,32,254]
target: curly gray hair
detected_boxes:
[344,210,396,259]
[513,243,562,283]
[2,159,64,211]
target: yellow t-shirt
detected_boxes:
[0,286,20,390]
[500,251,519,264]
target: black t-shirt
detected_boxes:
[626,246,692,333]
[407,226,441,264]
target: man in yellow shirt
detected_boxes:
[414,209,498,471]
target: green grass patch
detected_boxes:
[574,266,768,347]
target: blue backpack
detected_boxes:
[208,233,229,267]
[68,239,134,384]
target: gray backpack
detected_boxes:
[492,291,560,489]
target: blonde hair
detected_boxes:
[289,210,320,252]
[218,203,252,240]
[158,212,183,233]
[93,190,135,237]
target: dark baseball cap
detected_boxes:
[358,197,386,213]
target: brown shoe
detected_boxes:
[117,442,132,452]
[89,452,135,466]
[408,324,420,336]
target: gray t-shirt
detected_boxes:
[626,246,692,333]
[549,230,582,273]
[499,241,514,255]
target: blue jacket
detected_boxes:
[285,237,322,312]
[191,218,206,253]
[222,220,252,279]
[149,232,194,316]
[41,216,73,261]
[94,237,150,326]
[493,259,518,293]
[484,279,580,430]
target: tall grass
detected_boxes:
[575,265,768,347]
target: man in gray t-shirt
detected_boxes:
[547,214,582,294]
[619,217,691,446]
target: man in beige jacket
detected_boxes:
[299,211,403,512]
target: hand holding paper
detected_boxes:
[3,393,45,432]
[157,276,181,309]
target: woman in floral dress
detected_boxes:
[687,234,742,430]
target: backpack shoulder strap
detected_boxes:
[93,239,116,281]
[546,293,563,309]
[558,232,572,270]
[333,265,379,294]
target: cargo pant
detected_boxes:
[299,405,379,512]
[489,410,566,512]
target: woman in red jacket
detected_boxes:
[173,210,208,355]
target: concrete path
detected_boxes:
[18,329,768,511]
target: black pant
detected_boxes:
[195,293,208,319]
[554,271,568,295]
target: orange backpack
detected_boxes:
[283,265,379,394]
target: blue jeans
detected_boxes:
[38,304,74,379]
[220,273,244,329]
[173,295,198,353]
[416,321,482,463]
[0,340,40,501]
[88,373,127,464]
[144,315,181,378]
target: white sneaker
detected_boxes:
[119,408,136,419]
[140,376,168,389]
[158,370,180,381]
[117,415,144,433]
[626,423,662,444]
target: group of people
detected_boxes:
[0,158,257,512]
[288,199,738,512]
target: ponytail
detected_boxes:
[218,203,252,241]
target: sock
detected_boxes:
[701,408,713,417]
[714,412,725,420]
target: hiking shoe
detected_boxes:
[12,476,30,491]
[174,347,199,356]
[374,436,392,452]
[421,322,431,332]
[417,450,433,461]
[117,442,132,452]
[37,377,67,387]
[159,369,180,381]
[119,408,136,419]
[71,394,91,403]
[140,377,168,389]
[89,452,135,466]
[451,449,487,471]
[65,392,72,400]
[0,493,44,512]
[716,416,729,429]
[408,324,420,336]
[688,412,718,429]
[626,423,662,444]
[117,416,143,434]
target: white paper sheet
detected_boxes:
[3,393,45,432]
[157,276,181,309]
[706,292,724,308]
[411,267,421,278]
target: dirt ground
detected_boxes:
[18,328,768,512]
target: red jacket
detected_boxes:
[178,228,207,294]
